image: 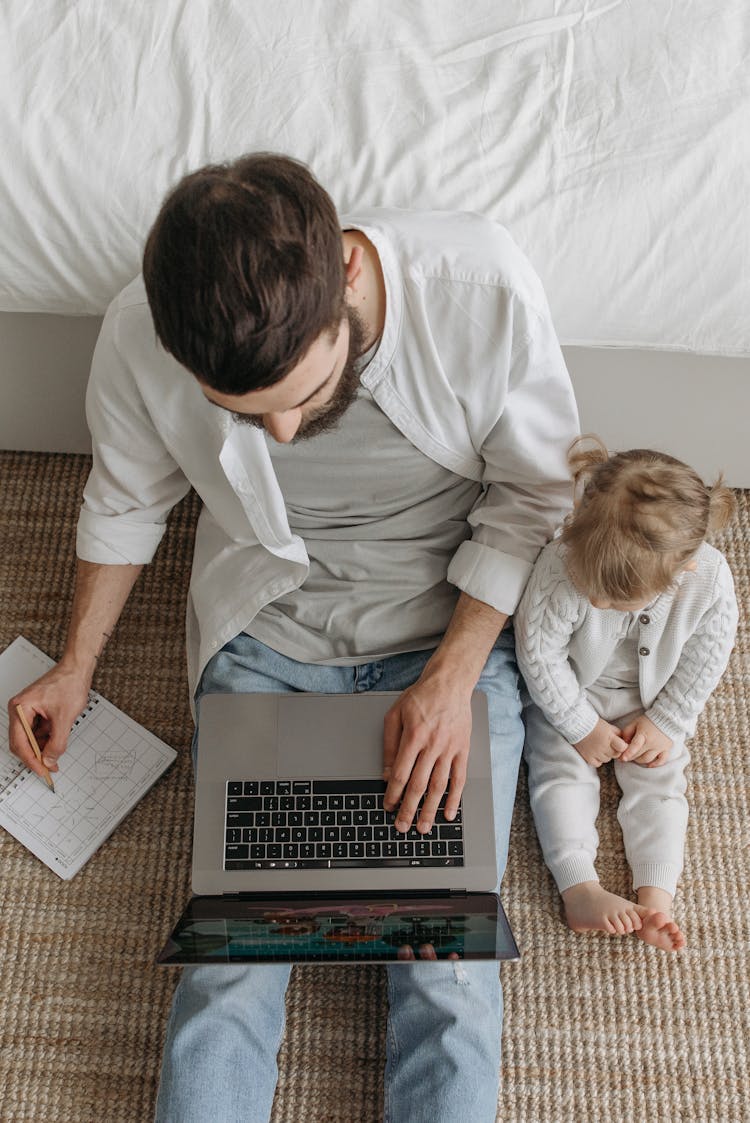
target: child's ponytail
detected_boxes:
[567,435,609,496]
[707,476,737,532]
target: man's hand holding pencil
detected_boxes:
[8,664,91,788]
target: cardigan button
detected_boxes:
[639,646,650,656]
[639,613,650,624]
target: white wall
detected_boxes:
[2,312,748,486]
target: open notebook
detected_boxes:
[0,636,176,879]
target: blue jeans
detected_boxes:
[155,632,523,1123]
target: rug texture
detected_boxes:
[0,451,747,1122]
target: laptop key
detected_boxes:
[227,813,254,827]
[227,796,262,812]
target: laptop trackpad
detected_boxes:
[277,695,390,777]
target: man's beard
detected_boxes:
[233,306,371,442]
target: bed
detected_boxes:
[2,0,748,480]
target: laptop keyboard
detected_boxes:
[223,779,464,871]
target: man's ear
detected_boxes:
[343,243,365,291]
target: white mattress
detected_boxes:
[2,0,748,355]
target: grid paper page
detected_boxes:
[0,636,176,879]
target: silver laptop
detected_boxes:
[158,691,518,965]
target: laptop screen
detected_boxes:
[157,893,519,964]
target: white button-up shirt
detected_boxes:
[77,208,579,694]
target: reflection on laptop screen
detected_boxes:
[158,895,519,965]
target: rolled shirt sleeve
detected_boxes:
[76,299,191,566]
[449,294,580,616]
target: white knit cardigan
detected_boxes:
[514,539,738,744]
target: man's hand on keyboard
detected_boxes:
[382,670,473,834]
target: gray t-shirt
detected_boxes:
[245,384,482,664]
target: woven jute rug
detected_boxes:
[0,450,747,1122]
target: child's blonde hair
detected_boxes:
[561,436,735,603]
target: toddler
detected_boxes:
[515,439,738,951]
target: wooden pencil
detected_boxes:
[14,704,55,793]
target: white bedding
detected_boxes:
[2,0,748,355]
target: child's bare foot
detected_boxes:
[635,886,685,951]
[561,881,646,936]
[635,911,685,952]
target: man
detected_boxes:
[9,153,579,1121]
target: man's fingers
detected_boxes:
[443,760,467,821]
[418,944,438,960]
[397,945,416,960]
[416,765,452,832]
[10,702,68,773]
[392,772,429,832]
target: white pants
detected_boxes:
[523,696,690,898]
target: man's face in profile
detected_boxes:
[200,306,369,444]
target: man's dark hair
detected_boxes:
[142,153,346,393]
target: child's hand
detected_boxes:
[574,718,629,768]
[620,714,673,766]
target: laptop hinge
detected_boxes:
[221,889,464,902]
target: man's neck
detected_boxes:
[342,229,386,351]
